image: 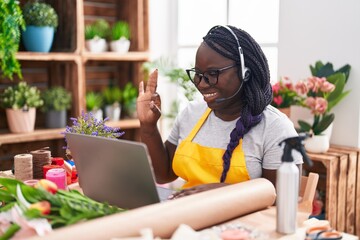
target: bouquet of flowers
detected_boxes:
[271,76,299,108]
[0,178,124,239]
[295,61,351,135]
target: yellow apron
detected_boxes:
[172,108,250,189]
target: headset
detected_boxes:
[218,25,250,82]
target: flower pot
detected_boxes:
[46,110,67,128]
[109,38,130,54]
[304,134,330,153]
[6,108,36,133]
[105,104,121,121]
[90,109,103,121]
[278,107,291,118]
[22,26,55,52]
[85,38,107,53]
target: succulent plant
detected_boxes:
[41,86,72,111]
[85,19,109,40]
[110,21,130,41]
[0,81,43,109]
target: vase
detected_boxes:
[278,107,291,118]
[22,26,55,52]
[304,134,330,153]
[6,108,36,133]
[109,38,130,54]
[105,104,121,121]
[46,110,67,128]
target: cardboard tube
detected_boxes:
[31,178,276,240]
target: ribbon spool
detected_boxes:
[30,149,52,179]
[14,154,33,181]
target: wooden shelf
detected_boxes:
[0,119,140,146]
[16,52,80,61]
[82,51,150,62]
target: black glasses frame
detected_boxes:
[186,64,238,87]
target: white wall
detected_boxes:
[278,0,360,147]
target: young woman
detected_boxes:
[137,25,302,198]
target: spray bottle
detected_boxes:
[276,133,312,234]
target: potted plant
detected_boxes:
[22,0,58,52]
[85,19,109,53]
[0,81,43,133]
[86,91,103,120]
[41,86,72,128]
[109,21,130,54]
[102,85,122,121]
[0,0,25,80]
[122,82,138,118]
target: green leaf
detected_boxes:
[313,113,335,135]
[326,73,345,99]
[0,178,25,195]
[315,62,335,77]
[0,188,15,202]
[334,64,351,83]
[327,91,350,112]
[298,120,312,132]
[0,223,20,240]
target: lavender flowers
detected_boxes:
[64,111,125,139]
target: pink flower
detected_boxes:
[273,95,283,106]
[305,97,328,115]
[272,82,280,94]
[295,81,308,95]
[320,81,335,93]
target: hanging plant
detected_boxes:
[0,0,26,80]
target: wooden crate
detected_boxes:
[304,145,359,236]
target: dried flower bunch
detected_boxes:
[65,111,124,139]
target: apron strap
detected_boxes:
[187,108,212,141]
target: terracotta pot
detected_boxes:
[6,108,36,133]
[278,107,291,118]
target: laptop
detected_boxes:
[65,132,175,209]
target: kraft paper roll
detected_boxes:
[30,149,52,179]
[14,154,33,181]
[31,178,276,240]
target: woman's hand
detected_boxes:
[168,183,228,199]
[137,69,162,126]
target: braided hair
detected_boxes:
[203,25,273,182]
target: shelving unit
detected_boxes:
[0,0,149,170]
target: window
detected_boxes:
[177,0,279,82]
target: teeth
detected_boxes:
[203,93,216,98]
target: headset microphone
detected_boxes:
[215,81,244,103]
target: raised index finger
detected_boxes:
[145,69,158,94]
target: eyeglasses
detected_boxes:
[186,64,238,87]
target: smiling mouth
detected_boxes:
[202,92,217,100]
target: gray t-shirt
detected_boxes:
[167,101,303,179]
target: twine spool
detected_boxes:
[30,149,52,179]
[14,154,33,181]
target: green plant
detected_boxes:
[86,91,103,111]
[0,81,43,109]
[110,21,130,41]
[122,82,137,110]
[22,1,58,28]
[296,61,351,135]
[0,0,26,80]
[41,86,72,112]
[85,19,109,40]
[102,86,122,105]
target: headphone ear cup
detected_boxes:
[242,68,251,82]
